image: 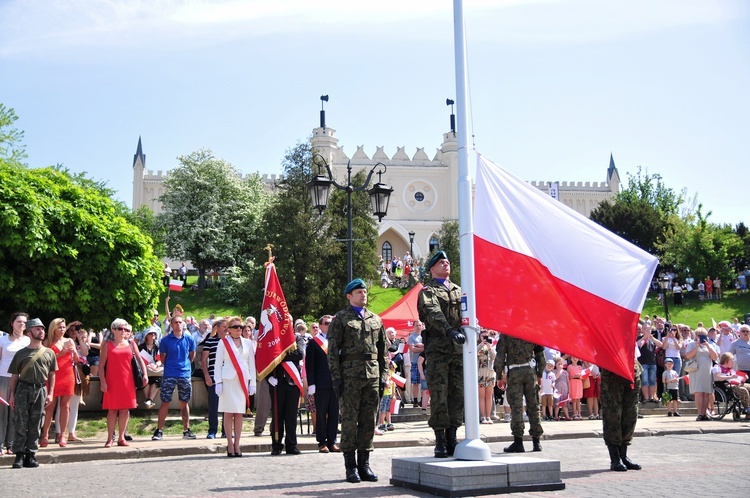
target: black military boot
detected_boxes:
[434,429,448,458]
[343,452,361,483]
[12,453,24,469]
[446,427,458,457]
[503,437,525,453]
[607,445,627,471]
[619,445,641,470]
[23,452,39,468]
[357,450,378,482]
[532,437,542,452]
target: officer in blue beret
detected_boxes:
[327,278,388,483]
[417,251,466,457]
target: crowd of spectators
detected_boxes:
[2,289,748,460]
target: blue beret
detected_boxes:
[427,251,448,270]
[344,278,367,295]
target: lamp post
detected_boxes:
[658,275,671,322]
[307,154,393,283]
[408,231,415,261]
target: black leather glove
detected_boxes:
[449,328,466,345]
[379,381,386,399]
[333,379,343,399]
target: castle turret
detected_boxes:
[132,137,146,209]
[607,153,620,194]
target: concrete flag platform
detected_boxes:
[391,453,564,497]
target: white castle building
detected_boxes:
[133,123,620,264]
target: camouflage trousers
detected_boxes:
[427,353,464,430]
[339,376,379,453]
[600,369,640,446]
[507,366,543,438]
[12,382,46,455]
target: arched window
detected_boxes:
[382,241,392,263]
[429,236,439,254]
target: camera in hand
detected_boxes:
[699,335,707,343]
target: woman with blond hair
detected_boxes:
[214,316,256,456]
[41,318,77,447]
[100,319,148,447]
[685,327,719,420]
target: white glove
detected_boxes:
[249,384,256,396]
[215,383,223,396]
[308,384,316,396]
[268,376,278,387]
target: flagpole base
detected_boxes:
[391,452,564,496]
[453,438,491,461]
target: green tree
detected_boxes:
[590,167,682,256]
[125,205,166,259]
[658,206,743,284]
[257,142,342,318]
[0,163,162,328]
[0,104,26,163]
[159,150,268,292]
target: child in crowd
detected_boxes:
[375,362,396,435]
[567,356,583,420]
[662,358,680,416]
[540,360,556,421]
[554,356,570,421]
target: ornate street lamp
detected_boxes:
[307,154,393,282]
[408,231,415,260]
[658,275,671,322]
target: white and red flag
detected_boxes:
[255,262,297,380]
[473,154,658,380]
[169,279,183,292]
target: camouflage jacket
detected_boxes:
[417,279,462,356]
[494,334,546,378]
[327,305,388,384]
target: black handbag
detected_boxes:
[130,342,146,390]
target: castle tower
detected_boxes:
[132,137,146,209]
[607,153,621,194]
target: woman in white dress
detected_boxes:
[215,316,256,457]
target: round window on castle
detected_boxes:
[414,192,425,202]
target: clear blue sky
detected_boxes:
[2,0,747,225]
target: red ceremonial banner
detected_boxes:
[255,263,296,380]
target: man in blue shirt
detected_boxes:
[152,316,197,440]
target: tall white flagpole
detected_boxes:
[453,0,491,461]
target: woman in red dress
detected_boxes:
[100,319,147,447]
[41,318,77,448]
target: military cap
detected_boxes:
[344,278,367,295]
[427,250,449,270]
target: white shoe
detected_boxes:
[503,414,511,422]
[523,413,529,422]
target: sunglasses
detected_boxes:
[322,322,331,326]
[229,324,243,329]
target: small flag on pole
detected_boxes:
[391,372,406,389]
[169,279,184,292]
[0,396,9,407]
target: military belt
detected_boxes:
[342,353,378,361]
[508,361,533,370]
[18,380,45,388]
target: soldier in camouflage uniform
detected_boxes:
[494,334,545,452]
[8,318,57,469]
[328,278,388,484]
[417,251,466,458]
[600,319,644,472]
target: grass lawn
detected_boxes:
[642,291,749,327]
[158,276,409,320]
[73,409,256,438]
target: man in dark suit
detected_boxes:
[306,315,340,453]
[268,333,305,455]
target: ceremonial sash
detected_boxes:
[281,361,303,393]
[313,335,328,354]
[222,337,249,408]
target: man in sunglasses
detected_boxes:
[306,315,340,453]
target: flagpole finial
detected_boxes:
[263,244,275,265]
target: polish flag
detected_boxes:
[391,372,406,389]
[169,279,184,292]
[474,154,658,381]
[0,396,8,406]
